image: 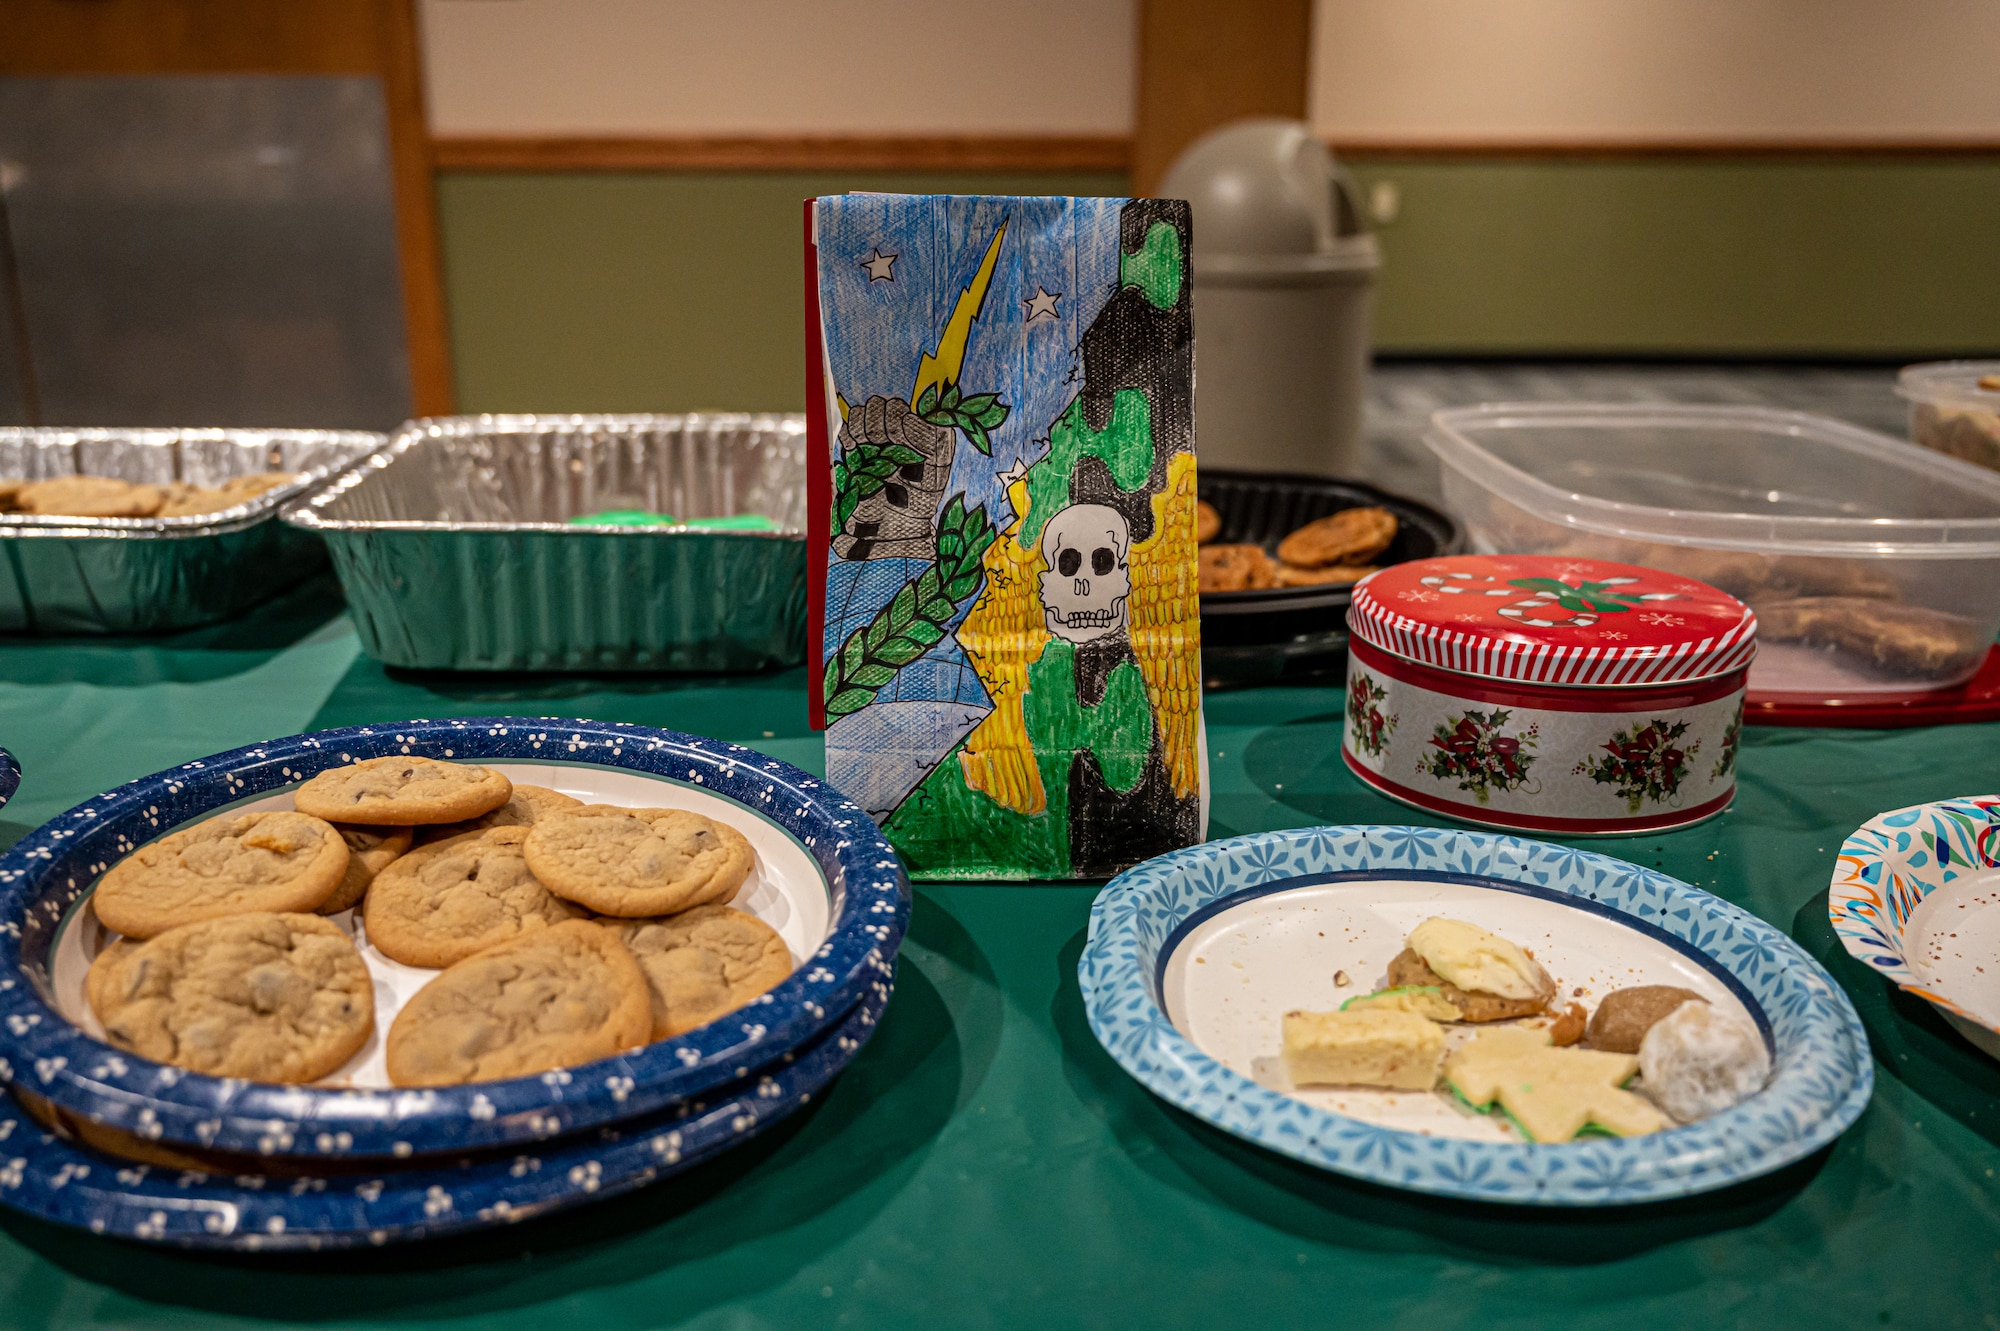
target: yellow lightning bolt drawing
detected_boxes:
[835,216,1008,425]
[911,218,1009,407]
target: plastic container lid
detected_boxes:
[1158,118,1379,282]
[1425,403,2000,558]
[1897,361,2000,410]
[1350,555,1757,686]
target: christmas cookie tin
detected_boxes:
[1342,556,1756,835]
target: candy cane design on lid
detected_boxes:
[1343,556,1756,834]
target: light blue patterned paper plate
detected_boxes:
[1831,796,2000,1058]
[0,969,889,1249]
[0,718,908,1162]
[1080,825,1873,1206]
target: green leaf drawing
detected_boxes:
[1508,576,1647,615]
[832,439,923,532]
[823,495,997,723]
[916,381,1011,457]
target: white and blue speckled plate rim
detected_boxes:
[0,968,891,1249]
[1080,824,1873,1206]
[1829,794,2000,1032]
[0,718,909,1162]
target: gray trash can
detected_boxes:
[1161,119,1380,478]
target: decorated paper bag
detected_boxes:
[806,193,1204,880]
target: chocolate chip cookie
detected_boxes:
[1273,563,1377,588]
[524,805,755,918]
[363,825,586,969]
[1194,500,1222,545]
[93,810,349,939]
[384,920,651,1086]
[416,783,583,845]
[1198,543,1278,592]
[294,756,512,827]
[89,912,374,1083]
[317,823,414,915]
[1276,506,1398,569]
[608,906,793,1040]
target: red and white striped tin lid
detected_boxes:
[1349,555,1757,687]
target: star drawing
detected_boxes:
[1023,286,1062,323]
[859,248,897,282]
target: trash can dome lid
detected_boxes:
[1160,118,1368,260]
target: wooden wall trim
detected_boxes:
[1327,137,2000,159]
[382,0,454,415]
[430,134,1133,173]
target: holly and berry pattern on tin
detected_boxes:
[1573,718,1701,814]
[1346,673,1398,759]
[1420,709,1540,805]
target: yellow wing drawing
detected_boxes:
[1125,451,1202,800]
[954,472,1052,815]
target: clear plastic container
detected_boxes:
[1898,361,2000,475]
[1424,404,2000,695]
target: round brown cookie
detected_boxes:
[1586,985,1705,1053]
[317,823,414,915]
[1384,947,1550,1022]
[524,806,755,918]
[415,784,583,846]
[1274,562,1377,588]
[293,756,512,827]
[1198,543,1278,593]
[84,936,143,1021]
[1277,506,1398,569]
[384,920,650,1086]
[93,810,349,939]
[91,912,374,1083]
[17,475,165,518]
[609,905,793,1040]
[363,825,586,968]
[1194,500,1222,545]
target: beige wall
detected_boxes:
[420,0,1137,135]
[1312,0,2000,144]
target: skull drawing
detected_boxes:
[1039,503,1131,644]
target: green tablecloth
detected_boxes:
[2,578,1997,1329]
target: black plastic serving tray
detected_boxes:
[1199,469,1463,688]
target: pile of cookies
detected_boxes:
[1195,499,1399,593]
[1280,916,1770,1141]
[0,472,295,519]
[83,756,792,1088]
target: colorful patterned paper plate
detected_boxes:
[0,719,908,1162]
[0,974,888,1249]
[1830,796,2000,1059]
[1080,826,1872,1205]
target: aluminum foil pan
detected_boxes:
[0,428,386,633]
[288,414,808,671]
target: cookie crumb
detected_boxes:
[1334,969,1350,987]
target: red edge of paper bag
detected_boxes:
[804,198,828,731]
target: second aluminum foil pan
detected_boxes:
[0,428,386,634]
[288,414,808,672]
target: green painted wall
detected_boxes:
[435,158,2000,414]
[436,171,1126,414]
[1345,156,2000,357]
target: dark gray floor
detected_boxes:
[1364,361,1909,503]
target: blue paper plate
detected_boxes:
[0,718,907,1161]
[0,747,18,811]
[1080,825,1873,1206]
[0,971,888,1249]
